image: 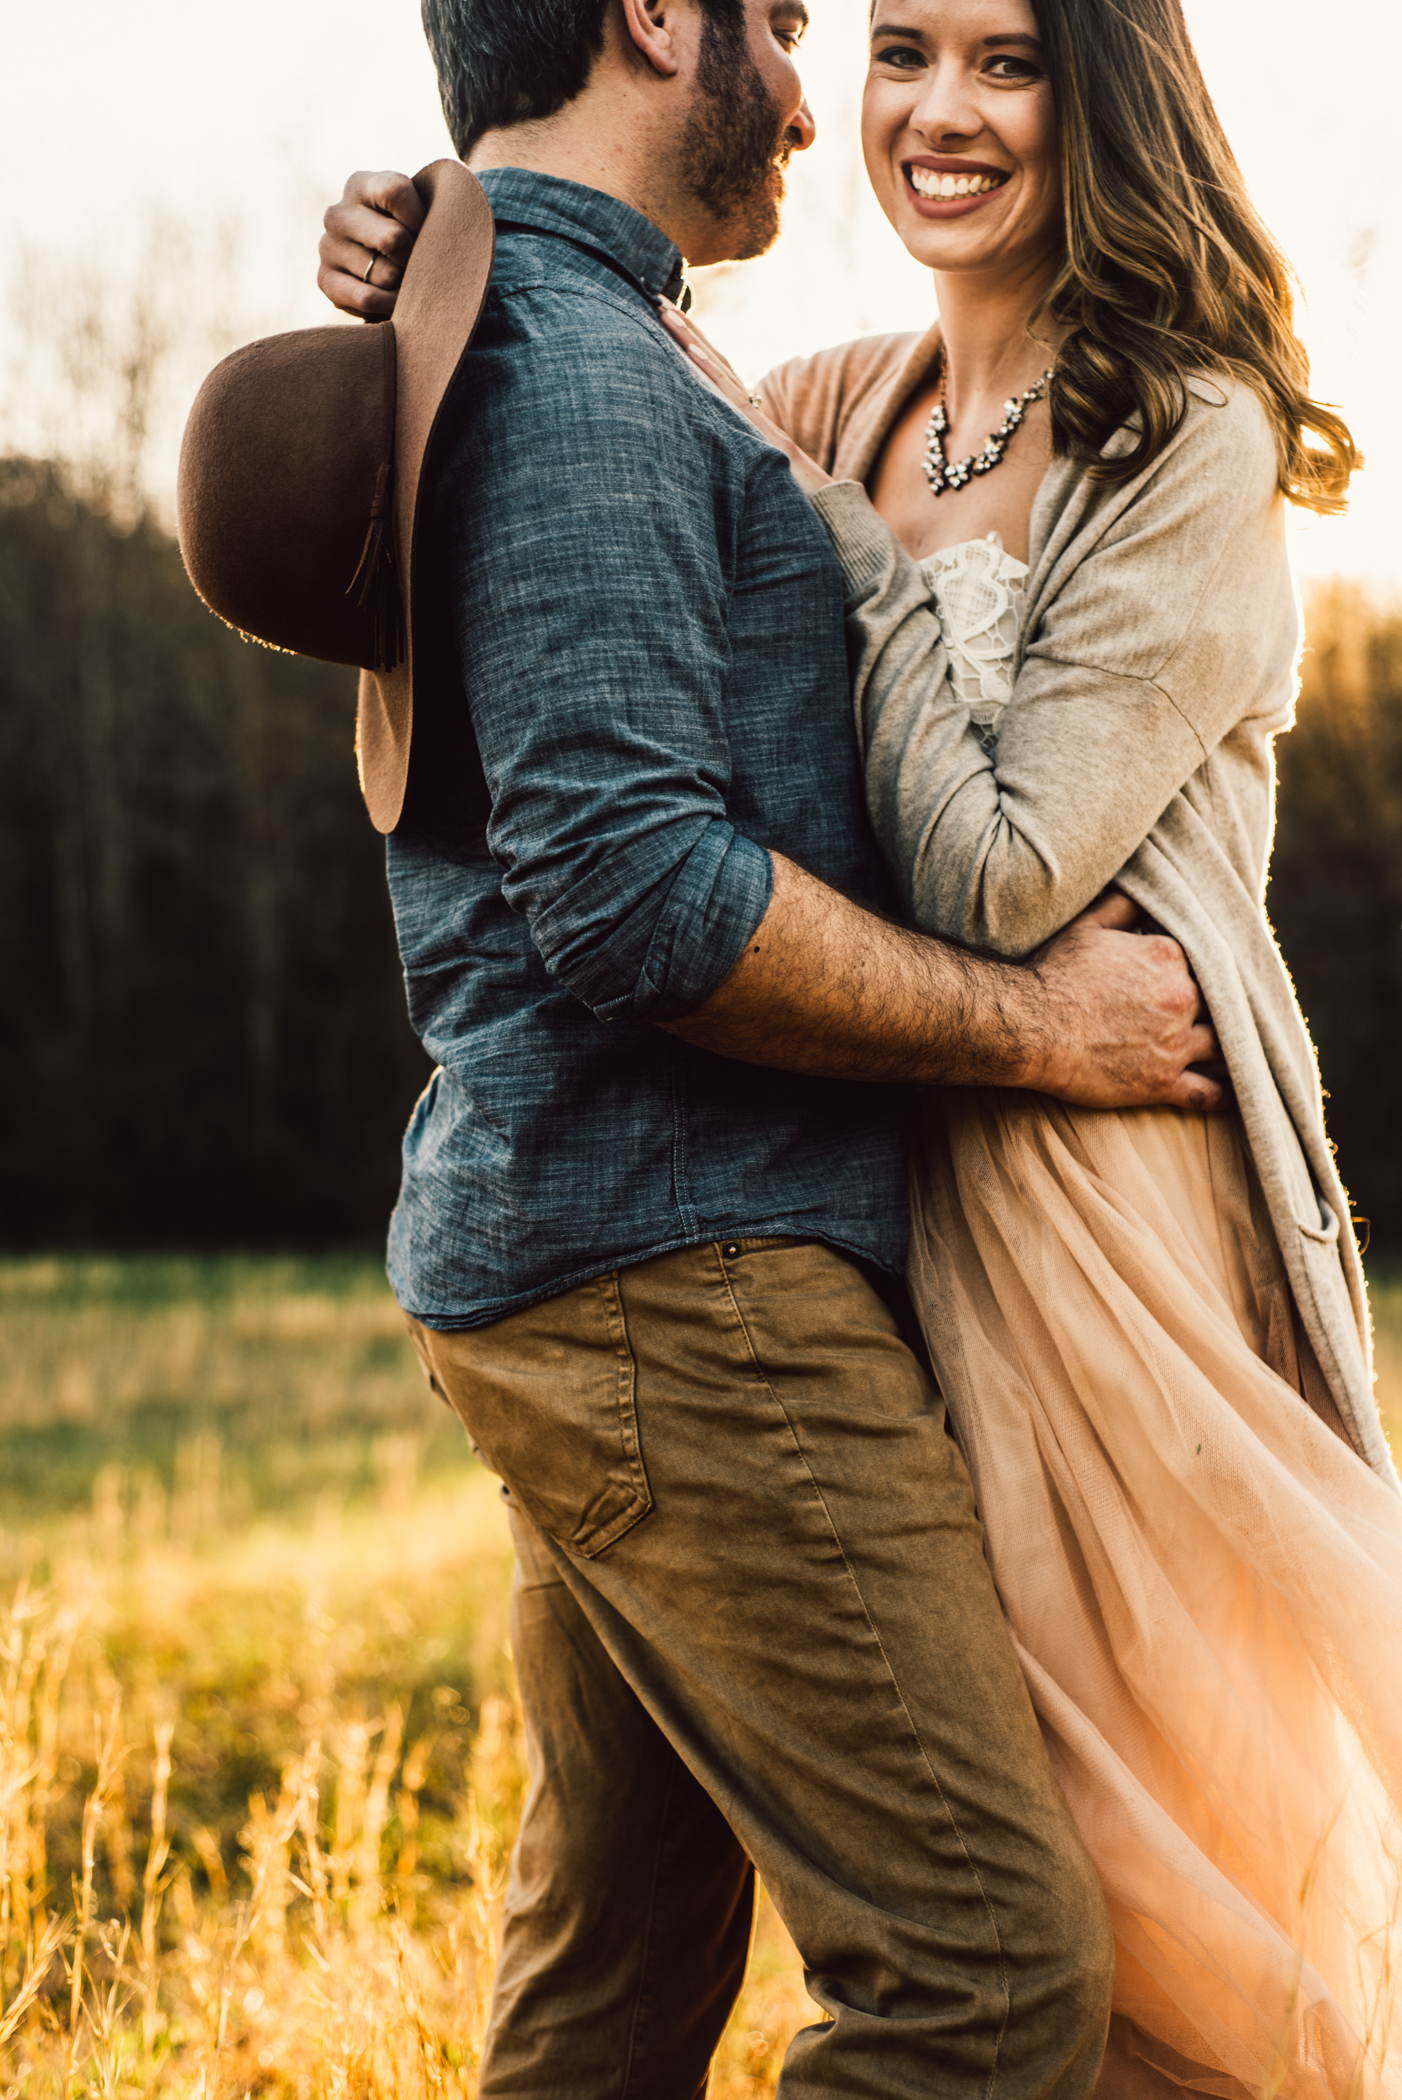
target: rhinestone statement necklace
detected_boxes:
[923,359,1054,498]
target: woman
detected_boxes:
[324,1,1402,2090]
[658,2,1402,2094]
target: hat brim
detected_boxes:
[357,162,495,835]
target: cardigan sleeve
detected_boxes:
[809,385,1297,956]
[758,331,927,473]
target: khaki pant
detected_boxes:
[408,1238,1111,2098]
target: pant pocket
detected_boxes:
[408,1273,652,1560]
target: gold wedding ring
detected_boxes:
[363,254,377,285]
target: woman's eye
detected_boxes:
[986,56,1041,80]
[872,43,925,68]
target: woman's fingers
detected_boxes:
[690,346,741,399]
[655,302,833,495]
[657,301,753,404]
[317,171,422,320]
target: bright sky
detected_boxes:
[5,0,1400,581]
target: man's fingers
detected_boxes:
[317,219,408,318]
[342,169,426,234]
[315,258,398,320]
[1138,930,1192,978]
[1034,905,1235,1111]
[1076,889,1141,934]
[323,201,416,273]
[319,229,403,290]
[1160,1070,1226,1113]
[316,174,422,319]
[316,237,398,317]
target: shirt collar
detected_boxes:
[477,167,688,306]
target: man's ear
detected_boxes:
[617,0,687,77]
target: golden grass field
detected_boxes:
[0,1252,1397,2098]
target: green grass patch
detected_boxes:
[0,1253,470,1533]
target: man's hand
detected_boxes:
[662,855,1224,1112]
[318,170,422,320]
[1029,893,1224,1112]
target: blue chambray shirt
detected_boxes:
[385,169,910,1328]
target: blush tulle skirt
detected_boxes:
[907,1094,1402,2100]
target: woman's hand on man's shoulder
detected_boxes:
[317,170,422,321]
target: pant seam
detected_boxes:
[619,1750,679,2098]
[714,1246,1012,2091]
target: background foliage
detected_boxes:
[1270,581,1402,1254]
[0,463,424,1249]
[0,464,1398,1251]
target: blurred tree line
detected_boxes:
[0,460,424,1247]
[0,462,1398,1252]
[1269,582,1402,1256]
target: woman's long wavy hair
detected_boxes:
[1033,0,1357,512]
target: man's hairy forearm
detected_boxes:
[661,851,1050,1087]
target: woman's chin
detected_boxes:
[893,220,1011,274]
[891,207,1061,281]
[873,182,995,267]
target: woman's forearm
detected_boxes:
[809,481,1209,956]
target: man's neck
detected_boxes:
[468,113,696,258]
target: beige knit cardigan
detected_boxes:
[763,324,1395,1486]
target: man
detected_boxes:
[315,1,1219,2091]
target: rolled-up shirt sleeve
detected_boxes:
[431,303,774,1023]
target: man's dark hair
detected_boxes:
[422,0,746,158]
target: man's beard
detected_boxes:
[679,12,793,261]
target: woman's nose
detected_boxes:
[909,63,982,146]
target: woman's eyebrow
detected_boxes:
[870,25,1045,46]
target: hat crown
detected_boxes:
[175,162,496,833]
[178,322,393,667]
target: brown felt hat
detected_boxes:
[177,160,495,833]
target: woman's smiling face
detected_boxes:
[863,0,1063,281]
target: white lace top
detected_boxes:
[918,532,1027,749]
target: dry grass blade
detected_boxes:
[0,1911,68,2046]
[140,1715,173,2087]
[66,1692,125,2094]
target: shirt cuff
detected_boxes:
[574,825,776,1026]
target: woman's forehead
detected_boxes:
[868,0,1042,37]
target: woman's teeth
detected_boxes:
[908,168,1003,200]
